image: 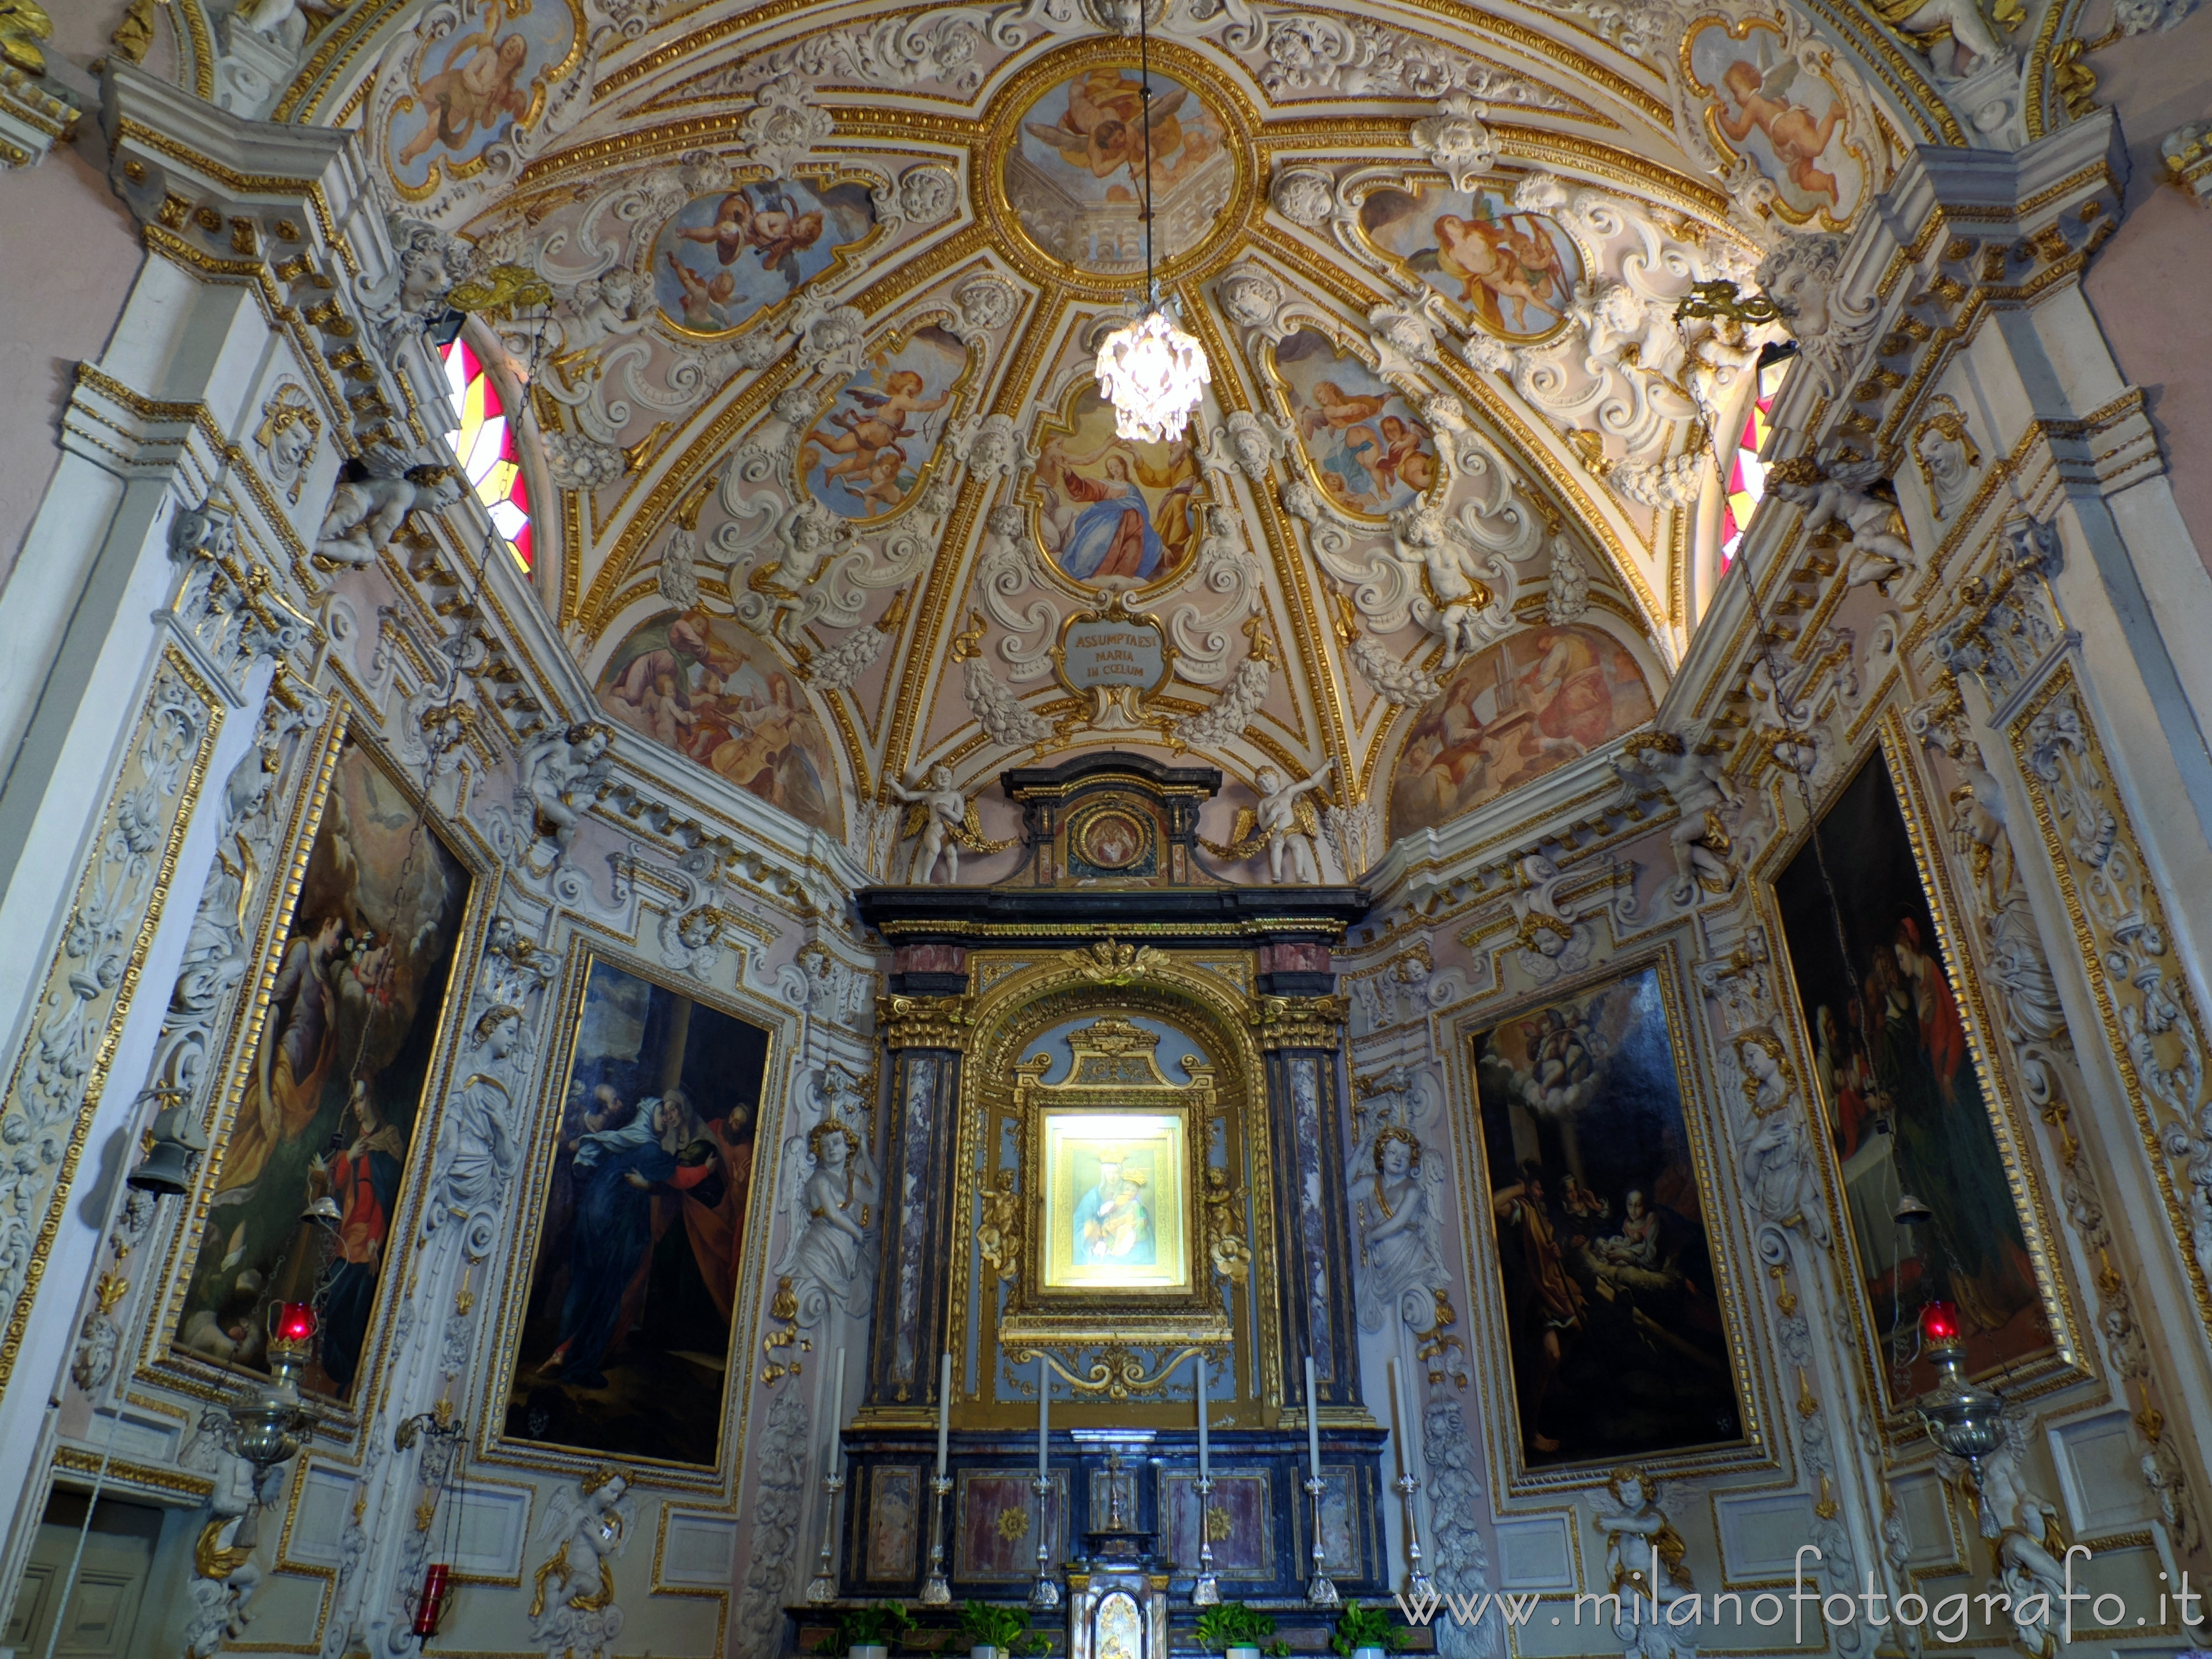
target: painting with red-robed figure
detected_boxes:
[504,956,768,1466]
[1773,747,2053,1406]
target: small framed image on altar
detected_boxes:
[1039,1110,1190,1293]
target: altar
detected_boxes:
[818,754,1387,1630]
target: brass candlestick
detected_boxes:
[1028,1472,1061,1611]
[921,1472,952,1605]
[805,1467,844,1604]
[1304,1475,1340,1608]
[1191,1475,1220,1606]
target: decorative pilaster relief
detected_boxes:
[2008,665,2212,1334]
[0,649,222,1394]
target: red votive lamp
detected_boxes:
[1920,1300,1961,1344]
[273,1302,317,1345]
[413,1563,451,1636]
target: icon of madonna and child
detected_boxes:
[505,958,770,1465]
[1030,387,1206,587]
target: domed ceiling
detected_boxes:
[302,0,1921,877]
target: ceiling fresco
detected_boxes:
[269,0,1936,875]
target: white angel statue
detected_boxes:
[1349,1120,1451,1333]
[1765,456,1916,591]
[772,1098,879,1329]
[529,1467,634,1659]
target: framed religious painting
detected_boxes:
[498,951,773,1469]
[1469,959,1755,1473]
[1768,731,2077,1412]
[175,728,474,1406]
[1039,1109,1191,1293]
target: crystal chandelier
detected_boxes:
[1093,0,1208,444]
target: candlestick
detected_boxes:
[1305,1474,1340,1608]
[936,1352,953,1476]
[1195,1353,1209,1481]
[1028,1469,1061,1612]
[1037,1356,1049,1479]
[1387,1357,1435,1600]
[805,1347,848,1604]
[921,1471,952,1605]
[1192,1472,1220,1607]
[1303,1354,1323,1481]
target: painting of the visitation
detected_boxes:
[1772,750,2048,1400]
[1006,66,1230,274]
[1357,185,1581,340]
[1271,330,1438,518]
[651,179,876,335]
[1687,18,1865,227]
[505,957,769,1465]
[596,607,844,834]
[384,0,580,194]
[1041,1112,1188,1293]
[800,324,969,522]
[1474,967,1744,1466]
[1390,625,1655,839]
[1030,384,1207,587]
[178,738,471,1401]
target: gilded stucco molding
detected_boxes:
[883,992,975,1050]
[1249,993,1350,1050]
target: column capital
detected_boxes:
[1249,993,1348,1051]
[883,993,973,1051]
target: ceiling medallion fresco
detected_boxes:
[383,0,585,200]
[1264,328,1440,522]
[649,176,880,337]
[1353,181,1585,345]
[982,41,1255,293]
[1683,16,1871,229]
[1026,377,1211,592]
[799,320,979,526]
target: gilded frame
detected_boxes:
[145,711,492,1437]
[1677,13,1874,234]
[1452,943,1775,1494]
[1755,717,2086,1428]
[480,940,781,1482]
[950,950,1277,1421]
[1037,1105,1192,1295]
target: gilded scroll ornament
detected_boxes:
[979,1168,1023,1281]
[1063,941,1173,985]
[1201,1167,1250,1284]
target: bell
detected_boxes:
[127,1098,211,1196]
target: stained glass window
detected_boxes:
[1718,349,1794,570]
[440,338,532,572]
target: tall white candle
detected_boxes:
[829,1347,847,1478]
[1305,1354,1323,1483]
[1037,1357,1049,1479]
[1196,1353,1210,1481]
[1386,1357,1407,1480]
[937,1352,953,1476]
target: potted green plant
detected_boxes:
[1331,1601,1403,1659]
[1262,1645,1292,1658]
[958,1600,1035,1659]
[828,1601,915,1659]
[1195,1601,1277,1659]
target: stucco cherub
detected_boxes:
[1766,456,1914,591]
[523,722,613,858]
[1254,760,1333,884]
[886,764,968,884]
[1614,731,1740,901]
[314,464,462,567]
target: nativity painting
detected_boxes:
[1687,18,1866,227]
[800,323,972,523]
[650,179,877,336]
[1027,381,1208,588]
[596,607,845,834]
[1269,329,1439,519]
[1004,65,1231,274]
[503,956,770,1467]
[1772,747,2053,1404]
[177,737,472,1402]
[384,0,581,195]
[1389,624,1655,839]
[1473,965,1745,1466]
[1356,185,1582,341]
